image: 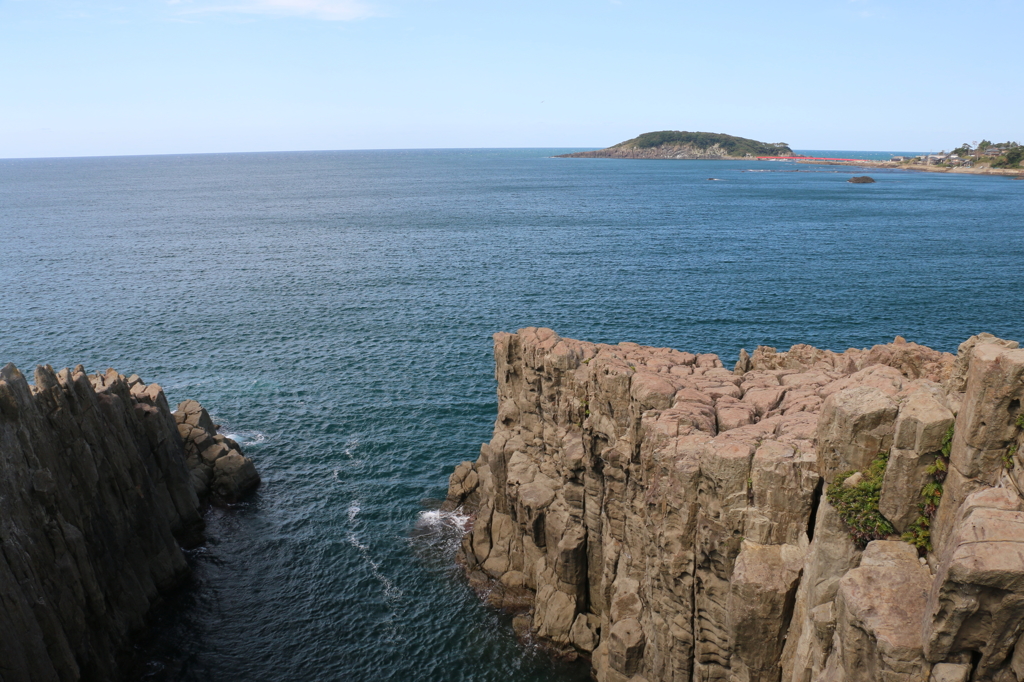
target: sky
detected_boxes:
[1,0,1021,158]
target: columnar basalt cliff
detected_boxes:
[0,363,259,682]
[446,329,1024,682]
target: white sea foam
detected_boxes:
[344,501,402,603]
[411,507,471,557]
[335,438,365,470]
[416,508,470,532]
[347,532,403,602]
[221,429,268,446]
[346,532,368,552]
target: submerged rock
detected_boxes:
[849,175,876,183]
[447,328,1024,682]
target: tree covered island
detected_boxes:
[557,131,793,160]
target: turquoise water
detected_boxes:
[1,149,1022,681]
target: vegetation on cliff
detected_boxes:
[827,452,895,548]
[446,329,1024,682]
[902,425,953,552]
[446,330,1024,682]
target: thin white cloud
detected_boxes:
[174,0,375,21]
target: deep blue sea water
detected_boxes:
[1,149,1023,681]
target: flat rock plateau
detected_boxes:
[0,363,259,682]
[446,329,1024,682]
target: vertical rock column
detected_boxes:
[922,342,1024,680]
[0,364,203,682]
[448,329,888,682]
[446,330,1024,682]
[0,362,261,682]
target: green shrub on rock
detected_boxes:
[903,514,931,552]
[827,452,895,548]
[902,424,954,553]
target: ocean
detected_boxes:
[1,149,1022,681]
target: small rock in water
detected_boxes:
[849,175,876,183]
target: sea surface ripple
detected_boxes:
[1,149,1022,681]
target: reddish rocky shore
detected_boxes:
[795,157,1024,178]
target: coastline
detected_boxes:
[794,158,1024,177]
[556,154,1024,177]
[0,365,259,682]
[555,149,746,160]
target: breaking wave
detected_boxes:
[411,508,471,557]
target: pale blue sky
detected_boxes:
[1,0,1020,157]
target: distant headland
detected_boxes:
[556,132,1024,177]
[556,131,793,160]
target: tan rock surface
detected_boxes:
[728,541,805,681]
[830,541,933,682]
[924,488,1024,677]
[947,343,1024,484]
[445,329,1024,682]
[174,399,261,502]
[816,385,898,482]
[879,388,954,532]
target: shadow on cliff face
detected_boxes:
[119,573,201,681]
[0,363,264,682]
[120,501,262,682]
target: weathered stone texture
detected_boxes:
[879,386,955,532]
[0,363,259,682]
[175,399,259,502]
[448,329,1024,682]
[828,541,933,682]
[924,488,1024,678]
[816,386,898,483]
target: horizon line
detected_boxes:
[0,146,936,162]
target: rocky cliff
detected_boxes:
[0,363,259,682]
[446,329,1024,682]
